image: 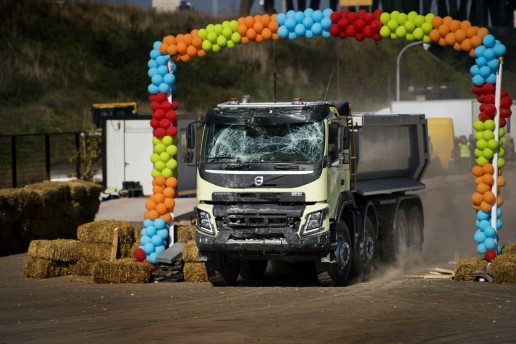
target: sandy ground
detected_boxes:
[1,162,516,343]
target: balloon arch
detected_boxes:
[137,8,512,265]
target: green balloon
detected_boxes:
[425,13,435,23]
[412,28,423,40]
[212,44,220,52]
[217,35,227,47]
[152,137,161,145]
[483,148,494,160]
[154,161,165,172]
[226,40,235,49]
[154,143,166,154]
[150,153,160,163]
[162,136,173,146]
[161,167,172,178]
[198,28,208,40]
[390,33,398,40]
[414,15,425,27]
[202,40,212,51]
[207,31,218,44]
[474,148,483,158]
[473,120,485,131]
[206,24,215,32]
[482,130,494,141]
[166,159,178,170]
[380,12,390,24]
[407,11,418,21]
[487,139,499,150]
[422,36,431,44]
[404,20,415,33]
[395,26,406,38]
[222,27,233,39]
[476,139,488,150]
[499,128,505,138]
[380,26,391,38]
[475,131,483,140]
[166,145,177,156]
[405,33,414,41]
[222,20,231,28]
[397,13,408,25]
[484,119,495,131]
[421,22,432,34]
[476,156,488,166]
[499,147,505,158]
[159,152,170,162]
[390,10,400,20]
[214,24,223,35]
[498,157,506,168]
[231,32,242,44]
[230,20,239,31]
[151,169,162,178]
[387,19,399,31]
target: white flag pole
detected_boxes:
[490,58,503,237]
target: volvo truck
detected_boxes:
[185,99,429,286]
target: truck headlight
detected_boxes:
[301,210,325,236]
[197,210,215,235]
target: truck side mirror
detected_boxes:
[186,122,196,149]
[342,127,351,150]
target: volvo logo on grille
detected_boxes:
[254,176,264,186]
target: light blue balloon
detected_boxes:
[155,56,168,66]
[472,75,484,86]
[295,23,306,36]
[154,218,166,230]
[278,26,289,38]
[305,30,314,40]
[469,65,480,76]
[487,59,499,72]
[478,220,490,230]
[474,46,486,59]
[322,30,331,38]
[148,252,158,264]
[311,22,323,35]
[476,211,489,221]
[497,245,502,254]
[294,11,304,24]
[288,32,297,40]
[151,74,163,86]
[321,17,332,30]
[475,219,481,228]
[474,230,486,244]
[140,235,150,245]
[312,10,323,22]
[164,73,175,85]
[150,49,161,59]
[144,219,153,227]
[497,208,502,218]
[144,242,155,254]
[148,67,158,77]
[158,229,169,240]
[276,12,286,25]
[476,243,487,254]
[323,8,333,17]
[146,225,157,237]
[303,16,314,29]
[286,10,296,18]
[155,245,166,256]
[148,59,157,69]
[140,228,146,237]
[153,40,162,50]
[304,8,314,17]
[475,56,487,67]
[482,34,495,48]
[486,73,497,85]
[496,219,503,230]
[285,18,296,30]
[484,237,496,250]
[483,48,495,61]
[148,84,159,94]
[484,226,496,238]
[479,66,491,78]
[157,65,168,76]
[493,43,506,57]
[159,83,170,93]
[151,234,163,246]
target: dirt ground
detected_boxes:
[1,163,516,343]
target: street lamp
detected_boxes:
[396,41,430,101]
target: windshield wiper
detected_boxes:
[225,159,251,170]
[206,156,233,161]
[274,165,300,170]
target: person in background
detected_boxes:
[458,135,471,171]
[468,133,476,167]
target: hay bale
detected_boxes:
[27,239,81,262]
[23,257,73,279]
[79,242,136,262]
[176,224,196,243]
[502,242,516,256]
[453,258,488,281]
[182,240,199,262]
[71,259,95,276]
[183,262,208,282]
[492,254,516,284]
[92,258,151,284]
[77,220,136,244]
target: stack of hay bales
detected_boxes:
[454,242,516,284]
[176,220,208,282]
[23,239,81,278]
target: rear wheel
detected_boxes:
[394,208,410,264]
[316,221,353,286]
[407,205,424,257]
[204,252,240,286]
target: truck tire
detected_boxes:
[316,221,352,286]
[204,252,240,286]
[380,207,409,265]
[353,216,376,277]
[240,259,268,284]
[407,205,424,256]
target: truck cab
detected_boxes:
[186,99,429,286]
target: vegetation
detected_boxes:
[0,0,514,135]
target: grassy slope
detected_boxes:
[0,0,514,135]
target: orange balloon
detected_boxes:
[187,45,197,58]
[262,28,272,40]
[454,29,466,43]
[238,24,248,36]
[482,174,494,185]
[474,176,483,185]
[244,16,254,27]
[470,35,482,48]
[152,185,164,194]
[159,43,169,54]
[242,36,250,44]
[156,203,168,215]
[472,204,481,211]
[461,38,472,52]
[175,34,184,42]
[253,21,264,33]
[466,26,478,38]
[173,54,181,62]
[163,187,175,198]
[255,34,264,42]
[477,183,490,194]
[268,20,279,32]
[498,175,506,187]
[497,195,503,207]
[154,175,166,187]
[180,54,190,62]
[442,16,453,25]
[432,16,443,29]
[163,35,176,45]
[483,191,495,204]
[471,165,484,177]
[160,212,172,223]
[183,34,193,46]
[191,29,199,38]
[237,17,245,25]
[471,192,484,205]
[272,33,279,40]
[429,29,440,43]
[197,49,206,58]
[246,28,257,40]
[477,27,488,38]
[146,209,160,220]
[448,20,461,32]
[438,24,450,37]
[176,42,187,54]
[469,49,476,58]
[164,197,176,211]
[483,163,494,175]
[460,20,471,31]
[166,176,177,188]
[453,42,462,51]
[167,44,178,56]
[153,193,165,204]
[261,14,271,26]
[445,32,456,45]
[192,37,203,49]
[480,201,492,212]
[145,199,157,210]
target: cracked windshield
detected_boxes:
[204,121,324,163]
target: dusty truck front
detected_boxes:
[186,99,346,286]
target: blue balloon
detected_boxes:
[295,23,306,37]
[157,65,168,76]
[487,59,499,72]
[474,46,486,59]
[285,18,296,30]
[294,11,304,24]
[486,73,497,85]
[286,10,296,18]
[479,66,491,78]
[484,237,496,250]
[150,49,161,59]
[304,8,314,17]
[322,30,331,39]
[476,210,490,221]
[311,22,323,35]
[482,34,496,48]
[288,32,298,40]
[159,83,170,93]
[148,59,157,69]
[482,48,495,61]
[497,208,502,218]
[158,229,169,240]
[493,43,506,57]
[140,235,150,245]
[140,228,146,237]
[472,75,484,86]
[153,40,162,50]
[155,245,166,256]
[321,17,332,30]
[148,84,159,94]
[496,219,503,230]
[303,16,314,29]
[144,219,153,227]
[497,245,502,254]
[146,225,157,237]
[148,252,158,264]
[484,226,496,238]
[164,73,175,85]
[155,56,168,66]
[277,26,289,38]
[154,218,166,230]
[151,74,163,86]
[469,65,480,76]
[312,10,323,22]
[305,30,314,40]
[276,12,286,25]
[151,234,163,246]
[475,56,487,67]
[478,220,490,230]
[148,67,158,78]
[476,243,487,254]
[474,230,486,244]
[323,8,333,17]
[144,242,155,254]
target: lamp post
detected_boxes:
[396,41,429,102]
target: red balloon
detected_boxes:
[484,250,497,262]
[500,108,512,118]
[150,118,160,129]
[373,9,382,19]
[477,94,485,103]
[482,83,495,95]
[370,19,382,32]
[165,110,177,121]
[149,94,159,103]
[347,11,357,23]
[471,85,483,95]
[484,104,496,115]
[501,96,513,108]
[134,248,146,262]
[159,118,171,129]
[339,31,347,39]
[155,93,167,103]
[501,89,508,97]
[154,128,166,138]
[500,117,507,127]
[330,11,341,23]
[355,33,364,41]
[363,12,374,24]
[363,26,373,38]
[150,101,161,111]
[166,126,178,137]
[358,9,367,18]
[338,18,349,30]
[329,24,341,37]
[478,112,490,122]
[372,33,382,41]
[171,101,179,111]
[483,94,495,104]
[354,19,365,33]
[341,9,350,17]
[161,101,172,111]
[345,25,356,37]
[153,109,165,120]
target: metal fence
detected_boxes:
[0,133,82,188]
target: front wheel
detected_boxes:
[316,221,353,286]
[204,252,240,286]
